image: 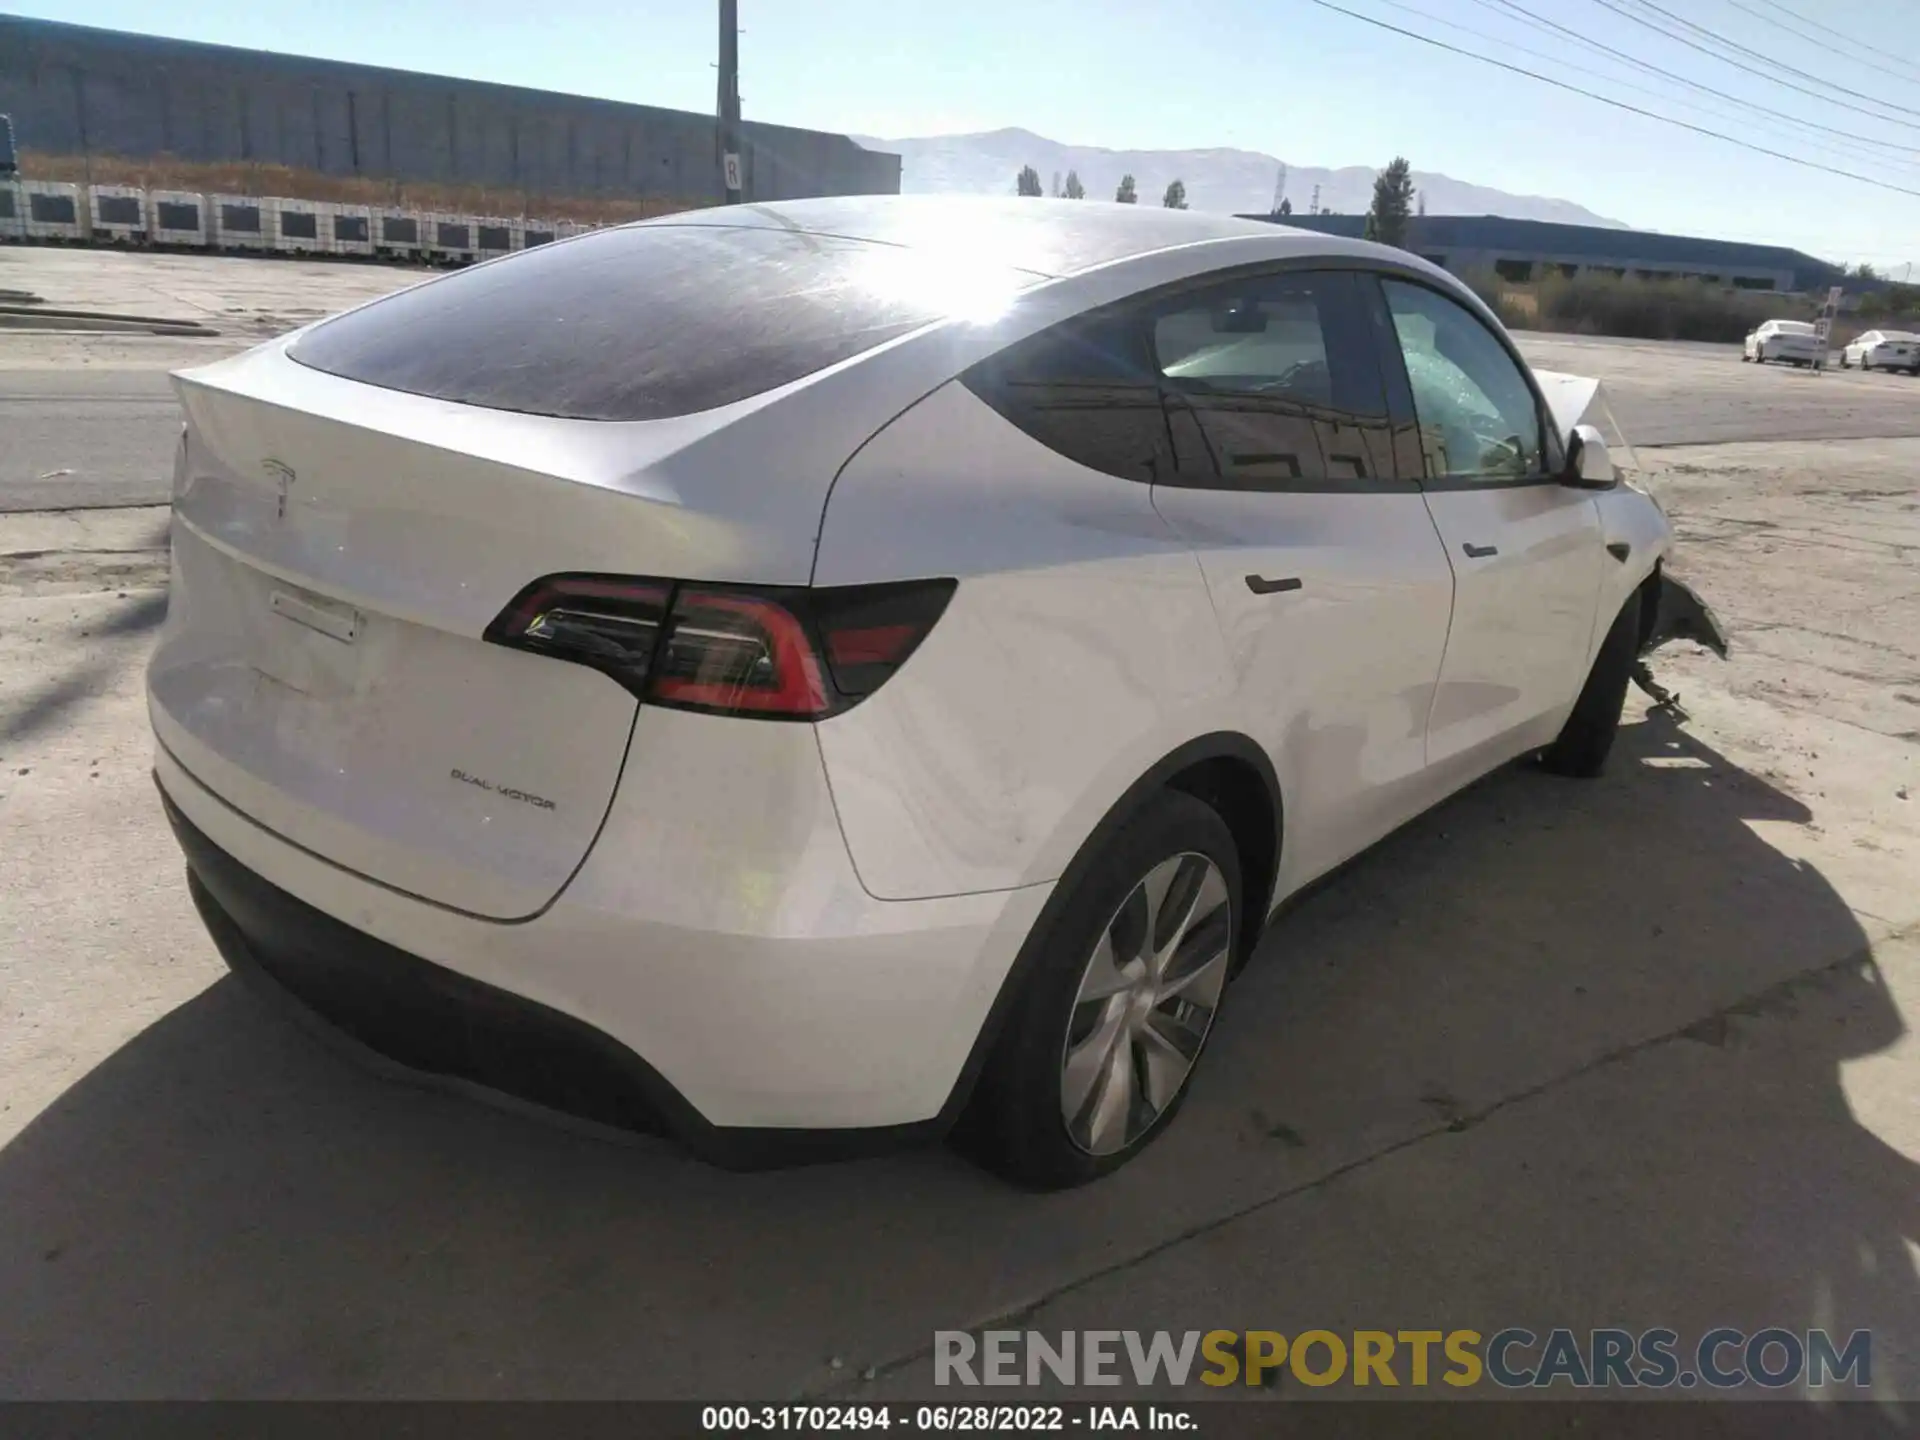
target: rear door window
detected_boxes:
[1151,270,1404,490]
[289,224,977,421]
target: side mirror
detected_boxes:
[1564,423,1616,489]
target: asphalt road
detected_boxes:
[7,332,1920,513]
[1517,333,1920,448]
[0,368,181,514]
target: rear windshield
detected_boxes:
[288,224,960,421]
[1774,321,1815,335]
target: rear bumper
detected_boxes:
[155,733,1052,1158]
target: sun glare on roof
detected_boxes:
[854,246,1026,325]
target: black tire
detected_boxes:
[1539,587,1643,779]
[957,790,1243,1190]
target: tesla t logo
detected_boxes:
[263,458,295,520]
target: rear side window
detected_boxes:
[962,309,1170,483]
[289,225,961,421]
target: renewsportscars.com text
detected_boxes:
[934,1328,1872,1390]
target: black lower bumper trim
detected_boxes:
[162,785,944,1169]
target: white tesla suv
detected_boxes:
[149,197,1725,1187]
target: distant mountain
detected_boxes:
[853,127,1626,229]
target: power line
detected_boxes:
[1724,0,1920,86]
[1618,0,1920,104]
[1591,0,1920,126]
[1370,0,1920,173]
[1751,0,1920,72]
[1462,0,1920,158]
[1306,0,1920,198]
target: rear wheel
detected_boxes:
[1540,588,1643,779]
[959,791,1241,1189]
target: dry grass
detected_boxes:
[21,150,708,225]
[1458,268,1791,344]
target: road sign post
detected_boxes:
[1812,284,1843,372]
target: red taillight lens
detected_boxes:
[810,580,957,698]
[486,575,955,720]
[650,589,831,717]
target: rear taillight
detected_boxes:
[485,576,955,720]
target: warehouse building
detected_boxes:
[1248,212,1842,294]
[0,15,900,207]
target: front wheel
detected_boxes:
[1540,587,1643,778]
[959,790,1242,1189]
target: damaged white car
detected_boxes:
[152,199,1726,1188]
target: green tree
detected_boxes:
[1115,173,1138,204]
[1016,165,1043,197]
[1851,261,1880,281]
[1162,178,1188,210]
[1278,197,1292,216]
[1365,156,1416,248]
[1063,169,1086,200]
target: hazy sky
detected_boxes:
[16,0,1920,271]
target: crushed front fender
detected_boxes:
[1642,569,1729,660]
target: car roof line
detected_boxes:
[622,216,1063,281]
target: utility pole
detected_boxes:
[718,0,743,204]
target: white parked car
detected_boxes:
[1840,328,1919,374]
[1742,318,1821,366]
[149,198,1725,1187]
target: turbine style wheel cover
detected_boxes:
[1059,851,1233,1156]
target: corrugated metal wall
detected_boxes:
[0,16,901,204]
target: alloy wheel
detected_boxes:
[1059,852,1233,1156]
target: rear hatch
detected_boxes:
[151,222,959,919]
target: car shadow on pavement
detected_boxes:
[0,708,1913,1402]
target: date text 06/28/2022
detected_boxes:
[703,1406,1190,1432]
